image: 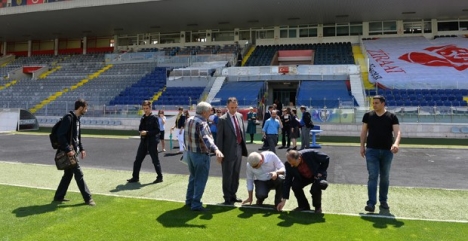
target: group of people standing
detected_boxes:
[256,104,314,153]
[183,97,331,213]
[53,95,400,215]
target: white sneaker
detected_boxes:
[162,149,166,152]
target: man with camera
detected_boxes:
[127,100,163,184]
[277,149,329,213]
[242,151,285,207]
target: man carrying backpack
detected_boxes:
[127,100,163,184]
[53,99,95,206]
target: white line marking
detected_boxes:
[1,182,467,223]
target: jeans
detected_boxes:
[177,129,185,152]
[185,151,211,210]
[266,134,278,153]
[281,127,291,147]
[54,162,92,202]
[365,148,393,206]
[132,139,162,180]
[300,126,311,149]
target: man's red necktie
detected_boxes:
[233,115,242,144]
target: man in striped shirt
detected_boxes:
[184,101,224,211]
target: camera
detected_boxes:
[318,178,328,190]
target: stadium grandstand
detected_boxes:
[1,0,468,131]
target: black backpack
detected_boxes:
[49,113,71,149]
[303,111,314,128]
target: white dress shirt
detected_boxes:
[246,151,285,191]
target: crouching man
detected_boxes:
[277,149,329,213]
[242,151,285,206]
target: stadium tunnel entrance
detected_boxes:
[269,81,299,107]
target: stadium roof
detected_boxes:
[0,0,467,42]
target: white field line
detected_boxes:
[1,181,467,224]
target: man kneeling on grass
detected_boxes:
[242,151,285,207]
[276,149,329,213]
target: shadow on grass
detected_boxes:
[110,182,153,192]
[156,204,236,228]
[360,208,405,229]
[237,206,325,227]
[12,202,87,217]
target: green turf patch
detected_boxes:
[1,185,467,241]
[1,161,468,223]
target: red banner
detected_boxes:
[27,0,45,5]
[0,0,8,8]
[23,66,43,74]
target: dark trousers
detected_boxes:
[291,177,322,210]
[54,163,92,202]
[281,127,291,147]
[132,139,163,180]
[266,134,278,153]
[261,137,269,148]
[221,144,242,202]
[254,178,283,206]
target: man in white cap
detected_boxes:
[242,151,285,206]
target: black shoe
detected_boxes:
[127,178,139,183]
[365,205,375,213]
[222,200,234,205]
[231,198,242,203]
[191,206,210,212]
[278,146,286,149]
[53,198,70,202]
[292,207,310,212]
[380,202,390,210]
[256,199,264,205]
[258,147,268,151]
[86,199,96,206]
[153,178,163,184]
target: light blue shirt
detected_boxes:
[262,117,281,134]
[158,116,166,131]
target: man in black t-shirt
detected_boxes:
[360,95,401,213]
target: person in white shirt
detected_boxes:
[242,151,285,206]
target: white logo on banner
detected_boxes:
[364,36,468,89]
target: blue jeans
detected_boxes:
[365,148,393,206]
[185,151,211,210]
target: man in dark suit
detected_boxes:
[216,97,248,205]
[277,149,329,213]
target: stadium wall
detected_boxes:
[36,115,468,139]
